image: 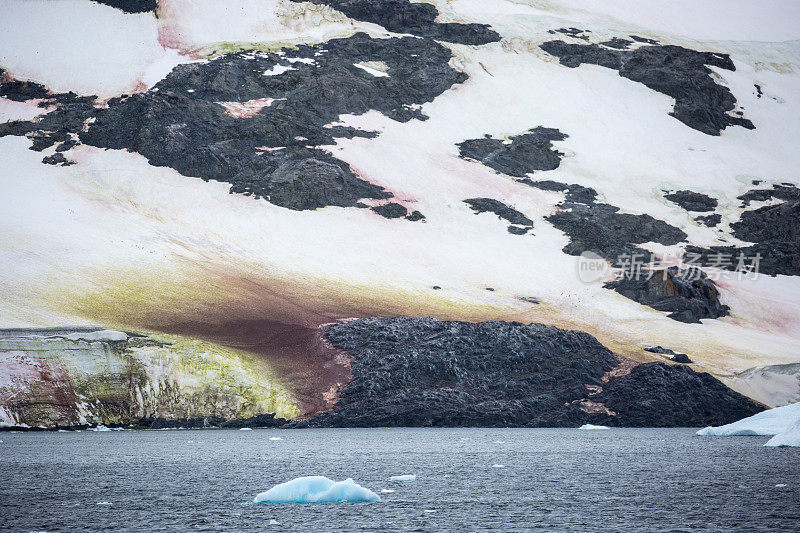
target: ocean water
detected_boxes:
[0,428,797,532]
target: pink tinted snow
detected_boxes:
[217,98,281,118]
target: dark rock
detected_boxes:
[548,28,591,41]
[590,362,760,427]
[737,183,800,207]
[0,76,50,102]
[464,197,532,226]
[91,0,158,13]
[457,127,567,177]
[604,266,729,323]
[432,285,441,290]
[55,139,80,152]
[630,35,659,45]
[405,210,426,222]
[507,225,530,235]
[644,346,693,363]
[134,413,286,429]
[664,190,718,212]
[688,196,800,276]
[294,0,500,45]
[547,201,686,263]
[41,152,74,166]
[539,41,755,135]
[372,202,407,219]
[754,84,763,98]
[519,179,597,204]
[600,37,633,50]
[5,33,468,211]
[301,317,762,427]
[695,213,721,227]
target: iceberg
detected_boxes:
[764,420,800,448]
[696,402,800,436]
[89,424,111,432]
[253,476,380,504]
[579,424,610,430]
[389,474,416,482]
[269,437,283,441]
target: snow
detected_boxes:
[696,402,800,436]
[389,475,416,482]
[353,61,390,78]
[62,330,128,343]
[263,65,295,76]
[253,476,380,504]
[579,424,610,430]
[764,420,800,448]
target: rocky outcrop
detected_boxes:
[2,33,469,211]
[457,127,567,177]
[539,41,754,135]
[664,190,718,212]
[604,266,730,323]
[298,317,762,427]
[463,198,534,234]
[293,0,501,45]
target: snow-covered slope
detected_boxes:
[1,0,799,425]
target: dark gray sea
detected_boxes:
[0,428,797,532]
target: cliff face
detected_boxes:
[0,329,296,428]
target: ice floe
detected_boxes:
[253,476,380,504]
[89,425,111,432]
[696,402,800,437]
[491,464,505,468]
[764,420,800,448]
[389,474,415,482]
[579,424,610,430]
[269,436,283,441]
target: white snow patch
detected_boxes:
[263,65,295,76]
[389,474,415,482]
[217,98,282,119]
[353,61,390,78]
[579,424,610,430]
[253,476,380,504]
[61,330,128,343]
[697,402,800,436]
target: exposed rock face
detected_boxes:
[2,33,470,211]
[590,362,760,427]
[664,190,718,212]
[539,41,754,135]
[0,328,296,428]
[457,127,567,177]
[547,200,686,263]
[463,198,533,234]
[695,214,721,227]
[299,317,762,427]
[645,346,693,364]
[688,188,800,276]
[605,267,729,323]
[294,0,501,45]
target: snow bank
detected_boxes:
[696,402,800,436]
[579,424,610,430]
[764,421,800,448]
[253,476,380,504]
[389,474,415,482]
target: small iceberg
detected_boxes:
[696,402,800,437]
[240,427,253,431]
[89,425,112,432]
[579,424,610,430]
[269,437,283,441]
[764,420,800,448]
[380,489,395,494]
[491,464,505,468]
[389,474,416,482]
[253,476,380,504]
